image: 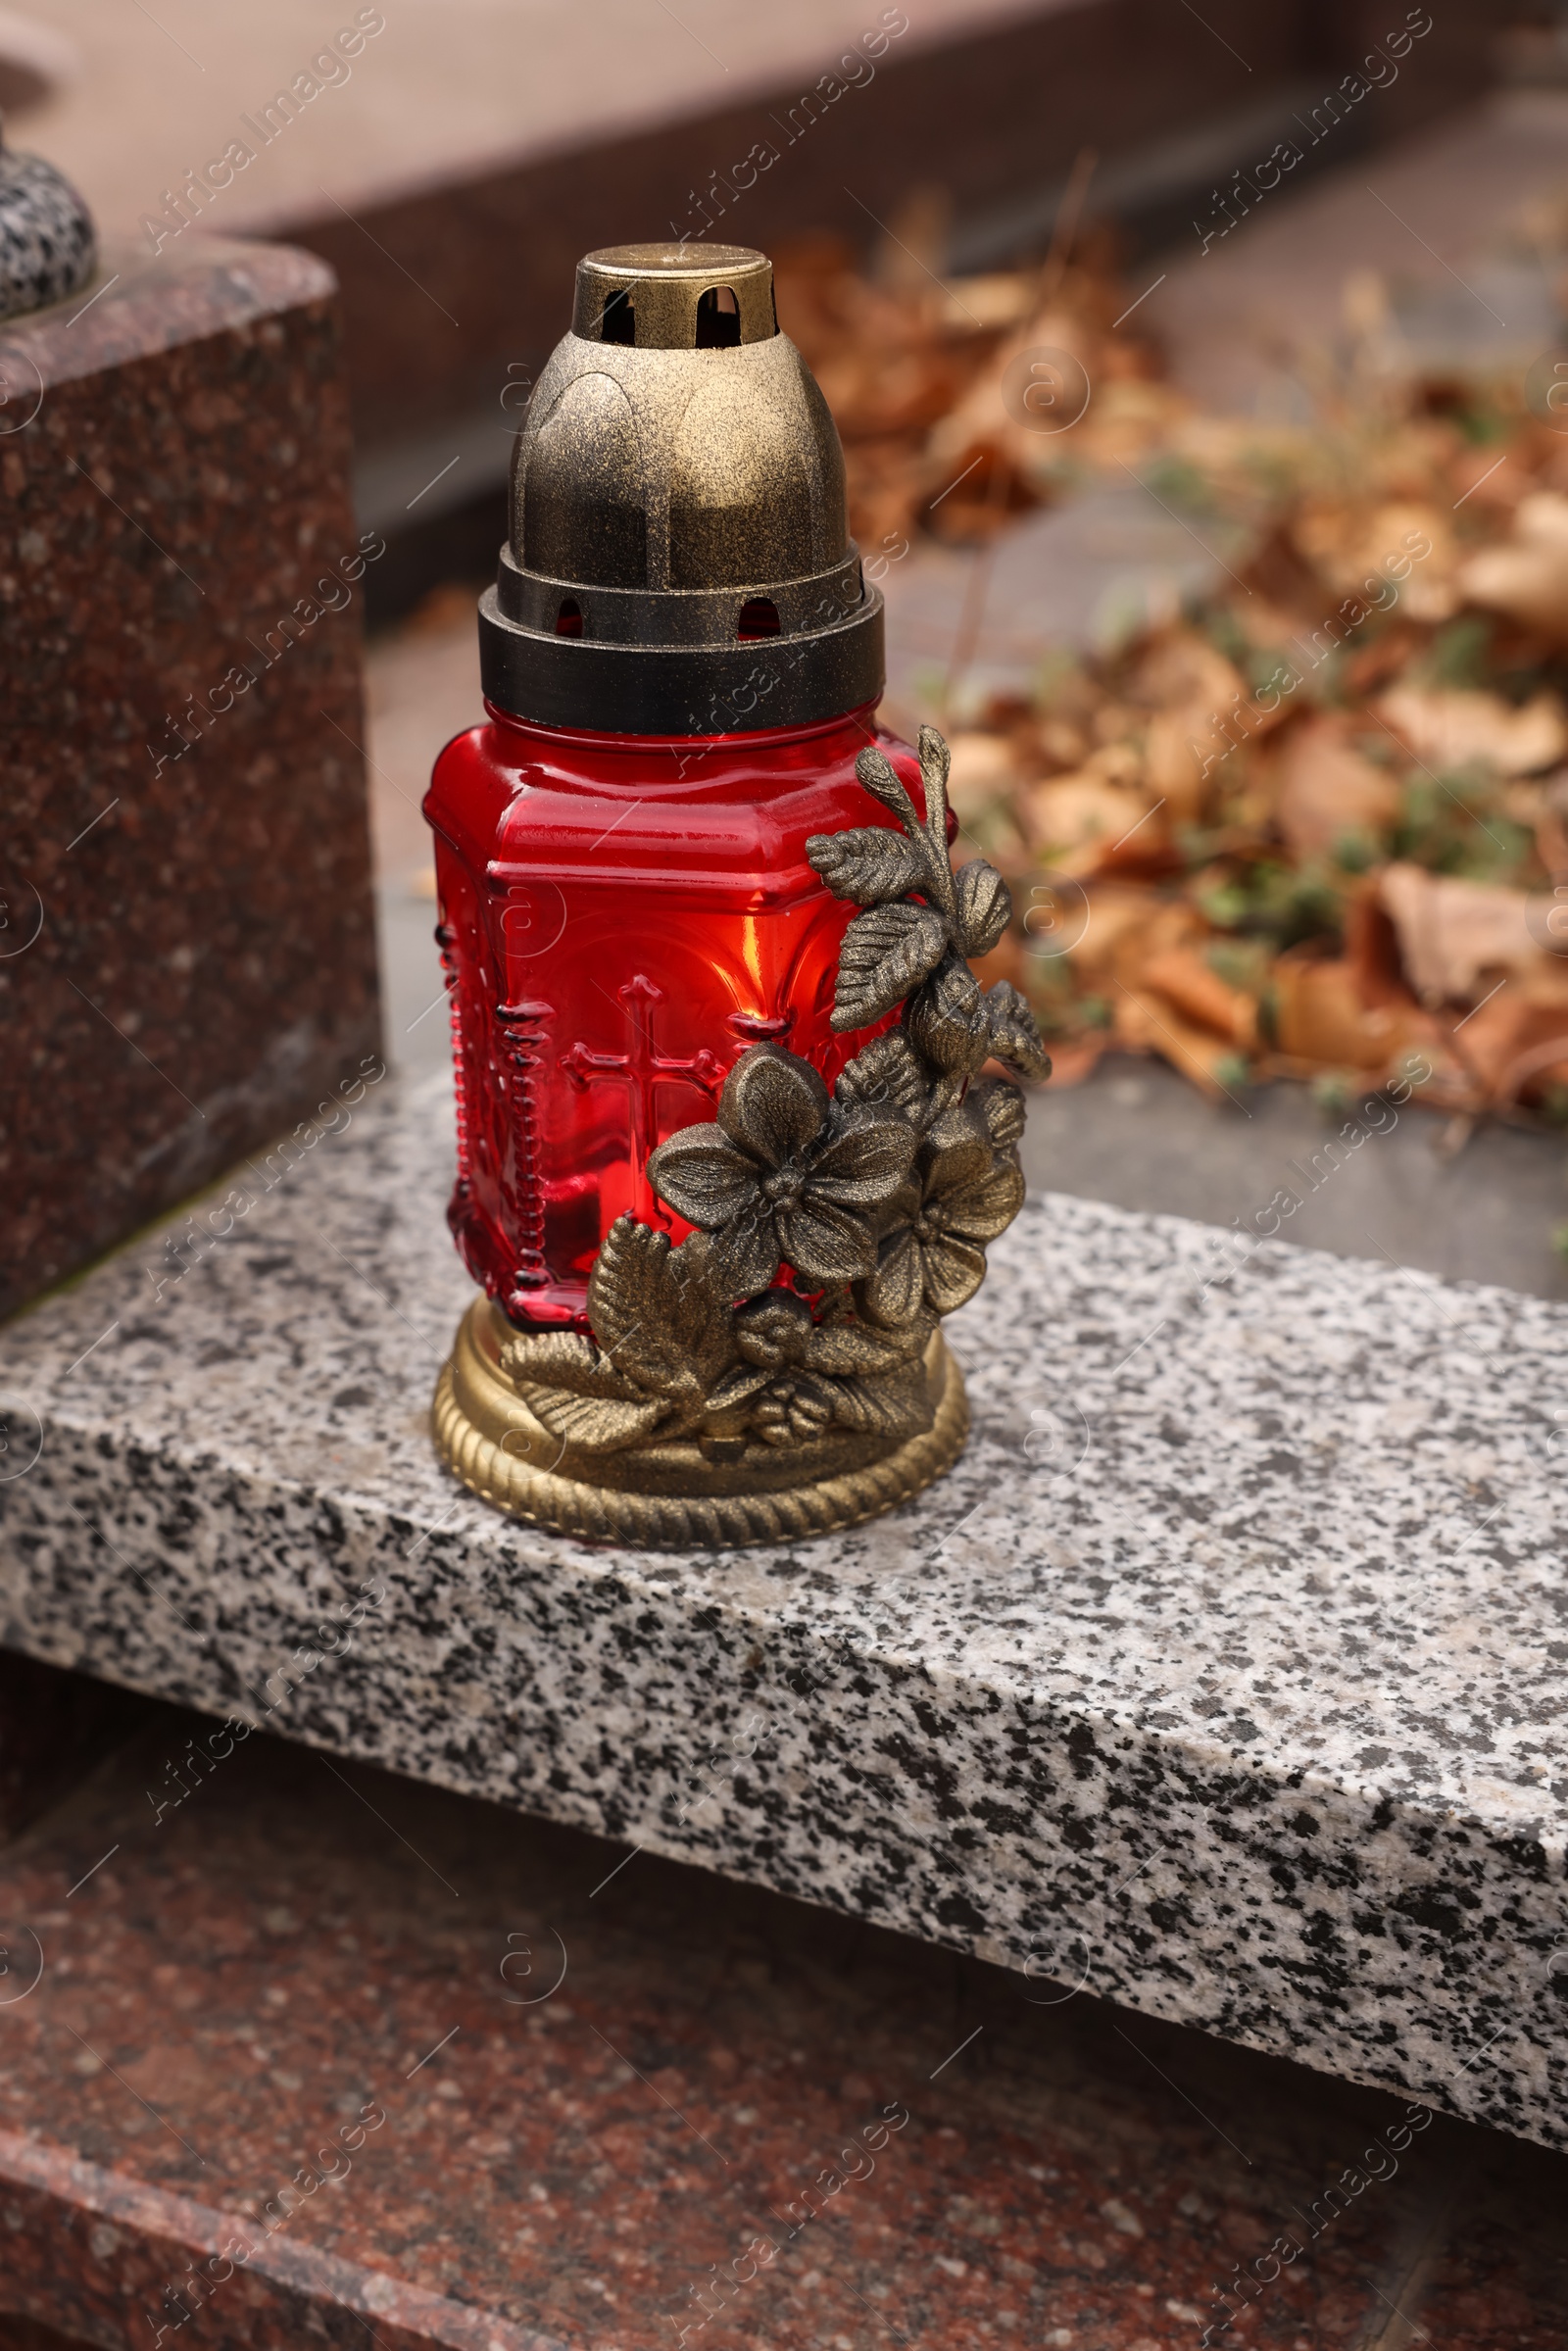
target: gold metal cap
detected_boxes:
[478,241,883,735]
[572,243,777,349]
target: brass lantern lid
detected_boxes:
[478,243,883,735]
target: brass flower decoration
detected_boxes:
[859,1106,1026,1324]
[647,1043,914,1298]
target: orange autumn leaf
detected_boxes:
[1270,952,1424,1073]
[1457,492,1568,643]
[1112,987,1246,1099]
[1140,947,1256,1048]
[1021,774,1152,874]
[1445,989,1568,1106]
[1375,685,1568,778]
[1378,863,1568,1006]
[1268,714,1401,861]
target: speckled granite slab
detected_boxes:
[1,1073,1564,2150]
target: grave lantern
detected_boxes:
[425,243,1047,1546]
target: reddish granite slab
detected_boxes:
[0,1720,1560,2349]
[1409,2181,1568,2351]
[0,236,379,1322]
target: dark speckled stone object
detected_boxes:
[0,142,94,322]
[0,235,380,1321]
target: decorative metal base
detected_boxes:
[432,1296,969,1549]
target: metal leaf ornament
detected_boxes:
[833,901,948,1030]
[833,1031,929,1122]
[500,1219,760,1452]
[807,726,1052,1090]
[497,721,1045,1474]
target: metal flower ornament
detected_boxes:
[490,725,1050,1535]
[648,1047,916,1298]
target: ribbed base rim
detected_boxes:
[430,1297,969,1549]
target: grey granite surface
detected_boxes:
[1,1073,1565,2149]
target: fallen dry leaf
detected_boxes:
[1458,490,1568,641]
[1122,629,1250,823]
[1123,627,1239,711]
[1141,709,1215,825]
[1061,882,1170,994]
[1022,774,1151,873]
[1376,684,1568,777]
[1140,947,1255,1047]
[1036,1036,1107,1088]
[1113,987,1246,1098]
[765,211,1568,1117]
[945,731,1021,819]
[1444,988,1568,1104]
[1269,713,1402,860]
[1107,898,1209,993]
[967,934,1025,993]
[1378,862,1568,1005]
[926,304,1096,479]
[1533,770,1568,875]
[1270,951,1423,1072]
[1294,499,1456,624]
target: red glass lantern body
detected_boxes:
[424,700,928,1331]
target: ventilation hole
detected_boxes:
[737,598,780,638]
[555,598,583,637]
[599,288,635,345]
[695,286,741,349]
